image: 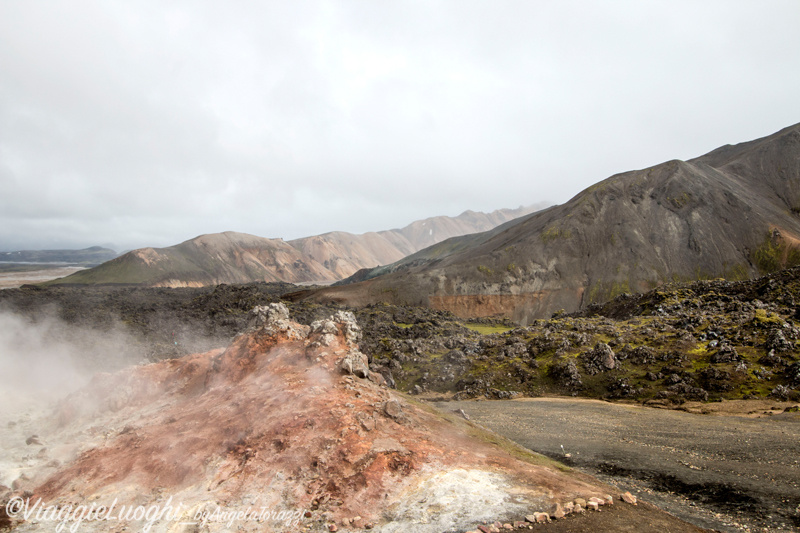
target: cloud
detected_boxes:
[1,0,799,251]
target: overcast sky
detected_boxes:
[2,1,799,252]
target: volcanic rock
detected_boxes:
[711,343,740,363]
[621,491,638,505]
[340,349,370,378]
[581,342,616,374]
[766,329,794,353]
[549,502,565,519]
[9,304,613,532]
[551,359,583,390]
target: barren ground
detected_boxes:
[437,397,800,533]
[0,267,85,289]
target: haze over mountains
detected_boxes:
[48,205,543,287]
[0,246,118,265]
[298,122,800,322]
[40,123,800,323]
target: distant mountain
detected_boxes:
[46,205,545,287]
[295,123,800,323]
[0,246,118,265]
[287,205,544,279]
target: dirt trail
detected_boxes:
[438,398,800,533]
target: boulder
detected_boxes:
[580,343,616,375]
[340,350,370,379]
[549,502,565,519]
[551,359,583,389]
[711,343,740,363]
[766,329,794,353]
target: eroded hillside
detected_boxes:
[300,123,800,321]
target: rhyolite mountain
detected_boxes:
[296,122,800,323]
[46,205,543,287]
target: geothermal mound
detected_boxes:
[3,304,675,532]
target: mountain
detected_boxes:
[45,205,545,287]
[294,123,800,323]
[3,305,698,532]
[287,204,543,279]
[0,246,117,265]
[45,232,339,287]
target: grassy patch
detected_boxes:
[464,323,515,335]
[752,232,800,273]
[540,225,572,243]
[688,342,709,357]
[476,265,493,276]
[587,280,632,304]
[753,308,783,326]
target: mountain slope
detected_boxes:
[287,205,542,278]
[46,232,333,287]
[296,123,800,322]
[47,206,543,287]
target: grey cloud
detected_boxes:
[1,0,799,251]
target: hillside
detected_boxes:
[297,123,800,322]
[287,204,542,278]
[46,205,543,287]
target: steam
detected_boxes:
[0,310,146,413]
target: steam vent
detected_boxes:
[5,304,669,532]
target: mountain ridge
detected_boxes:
[295,122,800,322]
[46,205,545,287]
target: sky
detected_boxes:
[1,1,799,252]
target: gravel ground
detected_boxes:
[0,267,85,289]
[437,398,800,533]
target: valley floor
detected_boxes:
[436,397,800,533]
[0,266,85,289]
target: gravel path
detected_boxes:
[437,398,800,533]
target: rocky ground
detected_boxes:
[2,268,800,530]
[439,397,800,533]
[5,268,800,404]
[357,268,800,405]
[1,305,700,533]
